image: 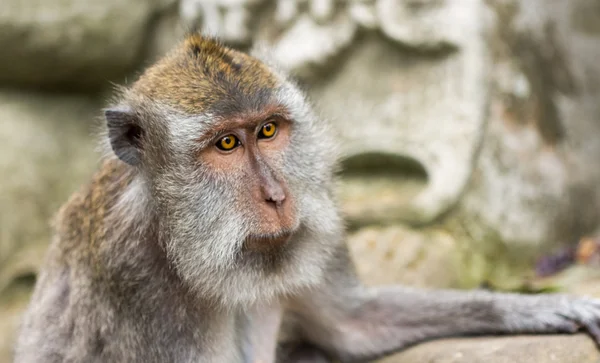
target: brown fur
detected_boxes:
[51,159,159,293]
[132,34,279,115]
[54,160,131,267]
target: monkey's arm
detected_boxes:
[286,249,600,362]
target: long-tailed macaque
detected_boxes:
[14,34,600,363]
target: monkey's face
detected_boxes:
[105,35,343,306]
[138,93,342,307]
[196,111,299,252]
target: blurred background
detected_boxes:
[1,0,600,362]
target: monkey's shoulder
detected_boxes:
[52,158,134,264]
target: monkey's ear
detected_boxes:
[104,106,143,166]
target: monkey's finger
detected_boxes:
[553,311,581,333]
[563,321,580,334]
[584,321,600,347]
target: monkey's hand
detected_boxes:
[498,293,600,343]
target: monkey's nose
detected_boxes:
[266,196,285,207]
[262,183,286,207]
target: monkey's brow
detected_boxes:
[194,109,292,143]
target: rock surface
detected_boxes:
[0,90,100,362]
[459,0,600,253]
[0,0,176,89]
[347,225,459,288]
[379,335,600,363]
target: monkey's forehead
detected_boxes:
[130,35,280,116]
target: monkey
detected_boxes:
[13,33,600,363]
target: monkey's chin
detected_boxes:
[243,229,295,252]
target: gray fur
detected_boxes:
[279,248,600,362]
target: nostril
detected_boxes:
[261,181,286,207]
[266,194,285,206]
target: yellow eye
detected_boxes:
[259,122,277,139]
[216,135,239,151]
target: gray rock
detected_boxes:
[310,27,487,226]
[347,225,458,288]
[0,90,100,362]
[457,0,600,259]
[379,335,600,363]
[375,0,473,50]
[0,0,176,89]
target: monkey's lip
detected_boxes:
[244,230,294,251]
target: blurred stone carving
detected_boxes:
[180,0,477,71]
[0,0,177,89]
[459,0,600,255]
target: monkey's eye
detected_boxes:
[216,135,240,151]
[258,122,277,139]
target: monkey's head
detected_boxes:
[103,35,343,307]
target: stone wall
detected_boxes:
[1,0,600,362]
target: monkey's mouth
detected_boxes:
[243,230,294,252]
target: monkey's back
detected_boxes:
[12,159,205,362]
